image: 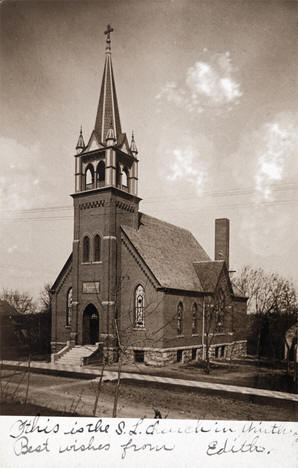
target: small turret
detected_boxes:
[76,126,85,154]
[130,131,138,156]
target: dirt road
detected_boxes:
[1,372,297,421]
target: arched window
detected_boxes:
[94,234,101,261]
[192,303,198,334]
[96,161,105,187]
[83,236,90,262]
[135,285,145,328]
[177,302,183,335]
[85,164,94,189]
[122,167,128,188]
[215,288,225,332]
[116,163,121,187]
[66,288,72,326]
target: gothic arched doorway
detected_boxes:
[82,304,99,345]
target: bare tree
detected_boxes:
[234,266,297,315]
[234,266,297,359]
[0,288,37,314]
[201,292,233,374]
[90,268,165,417]
[39,283,52,314]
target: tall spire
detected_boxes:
[94,24,122,145]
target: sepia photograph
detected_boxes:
[0,1,297,463]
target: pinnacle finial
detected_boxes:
[130,131,138,155]
[76,125,85,152]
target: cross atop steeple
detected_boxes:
[104,24,114,45]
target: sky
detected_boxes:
[1,0,297,301]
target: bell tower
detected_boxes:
[70,25,141,351]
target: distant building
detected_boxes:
[0,300,21,359]
[50,26,247,366]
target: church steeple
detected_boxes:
[74,25,139,198]
[94,24,122,145]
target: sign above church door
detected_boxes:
[82,281,100,294]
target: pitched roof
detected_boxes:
[193,261,225,293]
[0,300,19,317]
[122,212,210,291]
[231,282,247,299]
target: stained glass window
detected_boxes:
[135,285,145,327]
[66,288,72,326]
[192,303,198,334]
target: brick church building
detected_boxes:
[50,26,247,367]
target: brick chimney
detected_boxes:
[215,218,230,270]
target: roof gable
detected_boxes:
[193,260,224,293]
[231,282,247,299]
[194,261,242,299]
[122,213,210,291]
[193,261,224,293]
[84,130,104,153]
[51,253,72,293]
[116,133,132,155]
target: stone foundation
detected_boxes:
[120,340,247,367]
[103,347,119,364]
[51,342,67,354]
[54,340,247,367]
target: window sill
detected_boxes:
[133,327,146,331]
[192,333,200,337]
[177,334,184,338]
[81,262,91,265]
[65,326,71,329]
[92,261,102,264]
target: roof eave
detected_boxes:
[156,287,206,296]
[50,253,73,293]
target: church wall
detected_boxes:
[119,237,164,353]
[72,187,139,346]
[50,266,72,353]
[162,293,205,349]
[73,187,139,242]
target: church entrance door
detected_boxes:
[82,304,99,345]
